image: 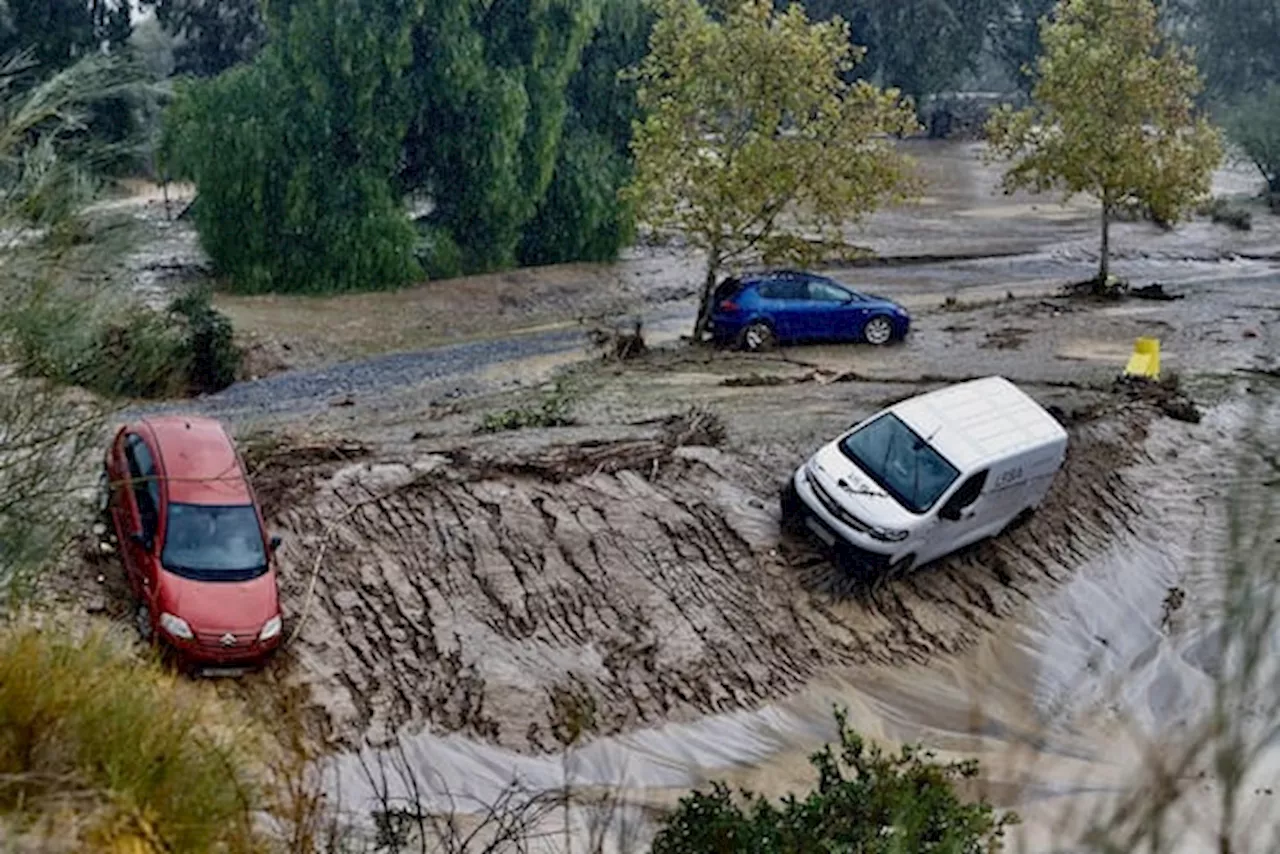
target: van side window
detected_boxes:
[941,470,988,519]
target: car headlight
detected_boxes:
[259,615,282,642]
[159,612,194,640]
[869,526,910,543]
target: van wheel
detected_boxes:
[739,321,777,352]
[890,553,916,578]
[1003,507,1036,534]
[780,480,804,535]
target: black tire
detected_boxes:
[780,478,805,535]
[889,552,916,579]
[739,321,777,352]
[862,315,895,346]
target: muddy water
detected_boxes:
[322,387,1278,851]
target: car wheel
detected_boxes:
[862,315,895,346]
[739,321,777,352]
[135,603,153,642]
[95,467,111,523]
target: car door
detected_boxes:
[804,280,862,341]
[921,470,989,564]
[756,278,810,341]
[122,433,162,603]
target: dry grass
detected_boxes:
[0,626,263,853]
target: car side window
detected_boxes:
[807,281,852,302]
[941,470,988,518]
[758,280,806,300]
[124,434,160,540]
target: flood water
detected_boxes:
[328,384,1279,852]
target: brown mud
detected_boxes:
[251,393,1144,753]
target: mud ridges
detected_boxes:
[254,409,1149,753]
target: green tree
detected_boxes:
[627,0,917,339]
[1189,0,1280,100]
[985,0,1222,284]
[0,0,132,70]
[162,0,423,293]
[1223,85,1280,196]
[519,0,651,264]
[802,0,1003,103]
[651,711,1014,853]
[990,0,1057,93]
[144,0,267,77]
[400,0,602,272]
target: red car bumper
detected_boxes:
[162,628,282,665]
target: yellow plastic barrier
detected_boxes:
[1124,336,1161,380]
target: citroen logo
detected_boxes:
[219,633,237,648]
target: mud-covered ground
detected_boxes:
[36,146,1276,851]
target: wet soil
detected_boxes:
[252,401,1141,752]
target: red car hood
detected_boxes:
[158,568,279,634]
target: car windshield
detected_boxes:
[161,503,267,582]
[838,414,960,514]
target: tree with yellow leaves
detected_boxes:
[986,0,1222,286]
[625,0,918,339]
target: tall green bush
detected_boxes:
[163,0,423,293]
[1223,84,1280,196]
[651,711,1014,854]
[518,0,649,265]
[400,0,603,272]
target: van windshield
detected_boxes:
[839,414,960,514]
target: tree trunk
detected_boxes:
[693,252,721,341]
[1099,199,1111,284]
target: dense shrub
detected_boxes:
[5,287,241,398]
[162,0,423,294]
[651,711,1015,854]
[0,627,260,852]
[518,127,636,265]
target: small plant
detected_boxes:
[169,288,241,394]
[478,381,578,433]
[651,709,1015,853]
[1197,197,1253,230]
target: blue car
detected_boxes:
[709,270,911,351]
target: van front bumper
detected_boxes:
[782,470,900,573]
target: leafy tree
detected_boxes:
[1223,85,1280,195]
[802,0,1003,103]
[990,0,1057,93]
[1188,0,1280,100]
[519,0,651,264]
[651,711,1014,853]
[627,0,918,339]
[400,0,603,273]
[985,0,1222,284]
[144,0,267,77]
[162,0,423,293]
[0,0,131,70]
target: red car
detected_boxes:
[100,415,283,667]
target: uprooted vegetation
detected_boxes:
[250,402,1145,752]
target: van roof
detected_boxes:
[889,377,1066,472]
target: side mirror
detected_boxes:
[938,504,962,522]
[131,531,153,551]
[269,534,283,551]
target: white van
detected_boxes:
[782,376,1067,575]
